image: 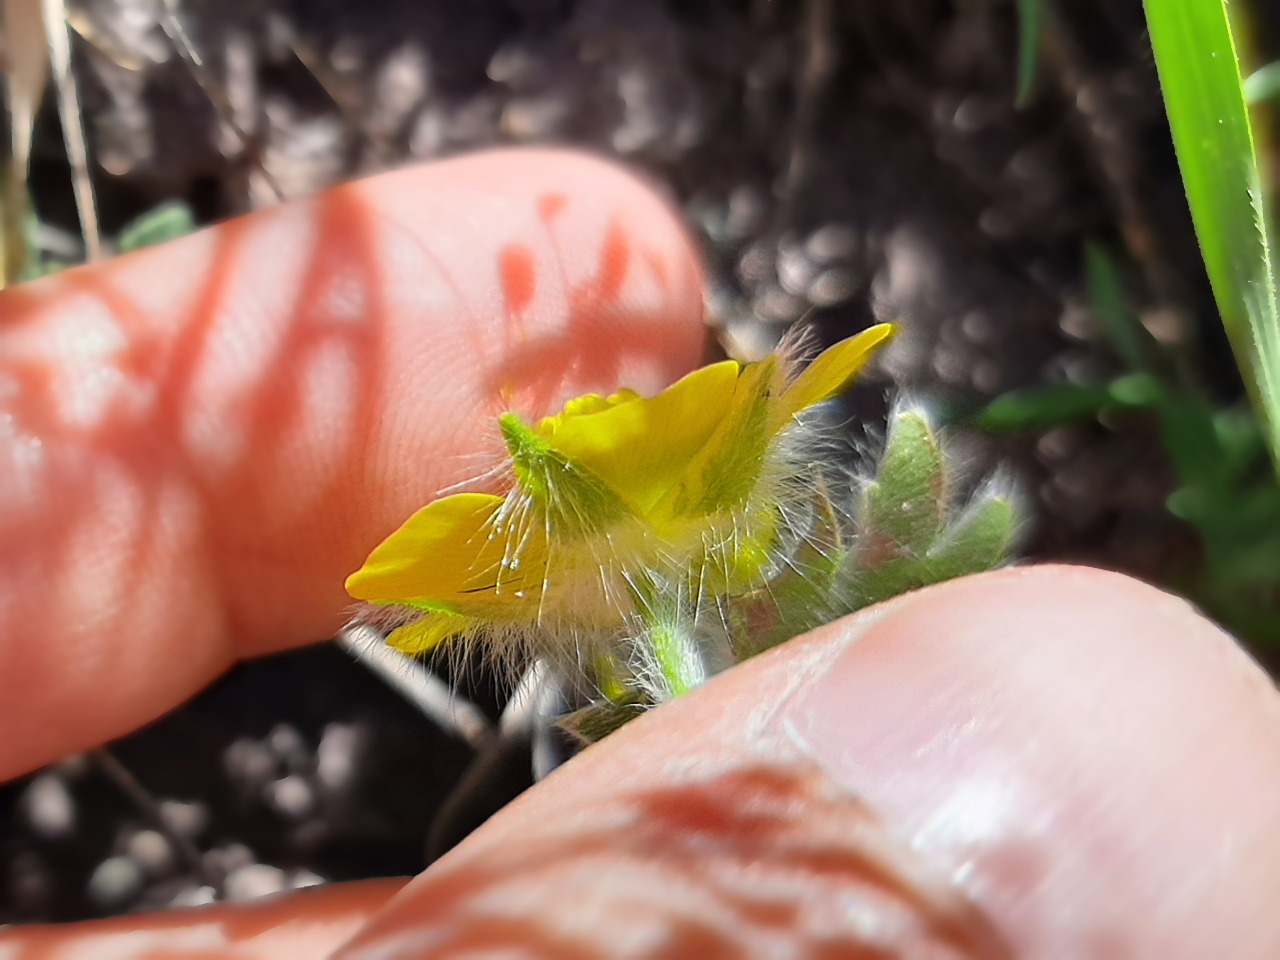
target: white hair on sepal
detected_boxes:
[338,612,452,696]
[429,425,518,498]
[885,391,940,429]
[433,455,514,499]
[848,399,888,479]
[346,601,489,692]
[355,596,624,703]
[848,393,941,490]
[773,320,824,375]
[622,558,756,704]
[938,466,1029,557]
[337,613,414,679]
[699,404,859,657]
[349,579,568,695]
[771,394,870,533]
[346,598,413,636]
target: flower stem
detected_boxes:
[647,617,706,699]
[627,575,707,701]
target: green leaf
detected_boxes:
[117,202,196,253]
[849,556,927,610]
[1015,0,1047,107]
[927,492,1018,582]
[850,491,1018,610]
[1143,0,1280,470]
[1211,406,1267,464]
[1107,372,1164,406]
[972,385,1112,431]
[862,409,945,556]
[970,375,1161,432]
[1154,394,1234,490]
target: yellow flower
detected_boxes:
[346,324,894,660]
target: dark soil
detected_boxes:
[1,0,1239,924]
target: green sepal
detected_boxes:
[860,409,945,557]
[848,411,1018,609]
[499,412,633,540]
[926,491,1018,582]
[727,488,847,657]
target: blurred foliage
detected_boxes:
[116,201,196,254]
[17,201,196,282]
[970,0,1280,648]
[973,243,1280,646]
[1143,0,1280,468]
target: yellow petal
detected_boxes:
[655,353,783,519]
[534,360,743,515]
[345,492,547,616]
[386,612,477,655]
[561,388,641,418]
[773,324,895,428]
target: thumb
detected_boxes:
[339,566,1280,959]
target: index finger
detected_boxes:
[0,149,706,780]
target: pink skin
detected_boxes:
[2,152,1280,958]
[0,149,704,778]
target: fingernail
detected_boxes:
[780,584,1047,941]
[779,566,1280,959]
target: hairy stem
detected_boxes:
[646,616,706,699]
[628,575,707,701]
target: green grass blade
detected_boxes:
[1144,0,1280,469]
[1015,0,1046,107]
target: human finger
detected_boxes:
[0,877,405,959]
[0,148,706,779]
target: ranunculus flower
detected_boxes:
[346,325,893,694]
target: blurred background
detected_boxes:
[2,0,1278,925]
